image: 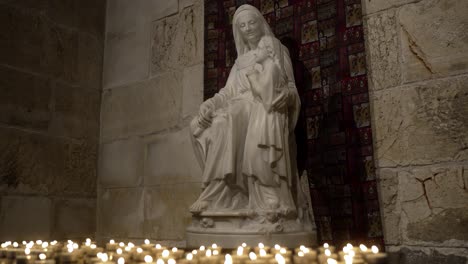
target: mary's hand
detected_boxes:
[198,101,214,128]
[271,89,289,112]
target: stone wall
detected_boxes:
[362,0,468,261]
[98,0,203,244]
[0,1,105,240]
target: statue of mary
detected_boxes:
[186,4,316,247]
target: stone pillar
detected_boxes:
[362,0,468,261]
[98,0,204,245]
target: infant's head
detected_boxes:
[255,36,275,63]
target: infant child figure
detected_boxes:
[245,36,289,178]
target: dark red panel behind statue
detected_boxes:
[204,0,384,248]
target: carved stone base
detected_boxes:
[186,210,317,248]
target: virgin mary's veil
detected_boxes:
[232,4,274,56]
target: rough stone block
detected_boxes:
[143,183,200,240]
[396,247,468,264]
[361,0,415,15]
[49,82,100,140]
[377,169,401,245]
[0,196,52,240]
[53,198,96,239]
[97,188,144,238]
[394,165,468,245]
[363,9,401,92]
[182,63,204,118]
[0,5,48,75]
[150,3,203,76]
[398,0,468,83]
[104,0,150,88]
[99,137,143,188]
[0,127,97,196]
[101,71,183,141]
[77,33,104,90]
[371,75,468,167]
[150,0,178,21]
[0,65,51,130]
[144,127,202,186]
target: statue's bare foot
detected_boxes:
[190,200,209,213]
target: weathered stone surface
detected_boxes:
[49,82,100,140]
[104,0,150,88]
[361,0,416,15]
[398,0,468,83]
[144,127,202,186]
[150,0,178,21]
[150,3,203,76]
[53,198,96,239]
[397,247,468,264]
[0,127,97,196]
[0,196,52,240]
[143,183,200,240]
[377,169,401,245]
[371,75,468,167]
[0,65,51,130]
[99,137,143,187]
[179,0,195,11]
[101,71,183,141]
[363,9,400,91]
[77,33,104,90]
[392,165,468,245]
[182,63,204,118]
[97,188,144,238]
[407,208,468,243]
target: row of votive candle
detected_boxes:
[0,240,388,264]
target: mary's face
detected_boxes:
[237,11,263,44]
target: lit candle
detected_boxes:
[34,253,55,264]
[363,246,387,264]
[171,247,184,259]
[178,253,198,264]
[231,246,248,264]
[142,239,154,251]
[106,240,118,251]
[244,252,267,264]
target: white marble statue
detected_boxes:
[187,5,315,246]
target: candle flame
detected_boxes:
[90,244,97,249]
[225,254,233,264]
[37,240,43,245]
[275,254,285,264]
[258,243,265,249]
[167,259,175,264]
[237,246,243,256]
[241,243,247,248]
[172,247,177,253]
[274,244,281,250]
[344,255,353,264]
[259,249,267,257]
[39,254,46,260]
[110,240,115,244]
[101,253,109,262]
[206,249,212,257]
[156,259,164,264]
[249,252,257,261]
[119,242,125,247]
[191,250,197,255]
[211,244,218,249]
[128,243,135,248]
[280,248,287,254]
[303,248,310,253]
[199,246,205,251]
[298,251,304,257]
[144,239,150,245]
[25,248,30,255]
[213,250,219,256]
[359,244,368,252]
[299,245,306,251]
[186,253,193,261]
[137,248,143,253]
[117,248,123,255]
[117,257,125,264]
[144,255,153,263]
[325,249,331,256]
[162,250,170,258]
[13,242,19,248]
[68,247,73,253]
[323,243,329,248]
[371,246,379,254]
[327,258,338,264]
[155,244,161,249]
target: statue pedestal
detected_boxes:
[186,210,317,248]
